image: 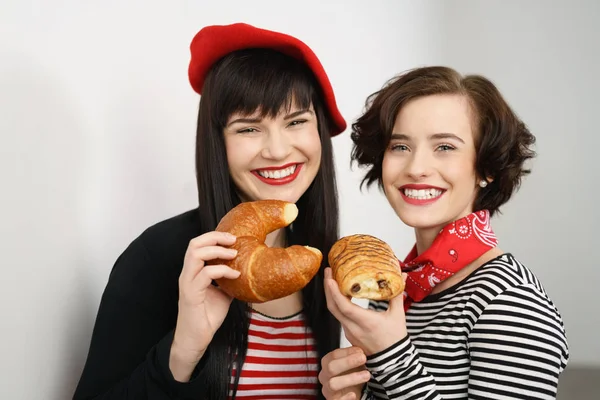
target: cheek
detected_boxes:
[225,138,253,174]
[299,130,322,162]
[224,140,238,169]
[443,158,477,190]
[381,153,398,186]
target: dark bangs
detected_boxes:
[205,48,318,127]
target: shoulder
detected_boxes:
[402,253,566,330]
[473,254,565,327]
[476,253,545,287]
[106,208,203,299]
[467,255,568,342]
[137,208,203,258]
[459,253,551,303]
[469,258,570,371]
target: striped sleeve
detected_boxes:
[361,283,568,399]
[467,284,569,400]
[364,337,443,400]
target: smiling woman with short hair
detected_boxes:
[319,66,569,400]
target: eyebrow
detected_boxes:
[284,109,313,120]
[226,117,261,127]
[227,109,313,127]
[391,132,465,144]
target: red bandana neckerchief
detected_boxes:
[400,210,498,311]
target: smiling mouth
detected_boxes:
[256,164,297,179]
[402,188,445,200]
[252,163,303,186]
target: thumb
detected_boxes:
[387,273,408,316]
[387,291,405,315]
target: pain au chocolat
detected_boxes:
[328,234,404,300]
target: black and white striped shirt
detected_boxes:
[361,253,569,400]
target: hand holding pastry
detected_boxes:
[208,200,323,303]
[324,267,408,356]
[328,234,404,300]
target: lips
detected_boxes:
[399,184,446,205]
[252,163,303,186]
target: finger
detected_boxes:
[326,352,367,378]
[189,231,236,249]
[327,346,365,362]
[328,369,371,392]
[193,264,240,290]
[325,278,367,333]
[340,391,360,400]
[387,274,408,317]
[324,276,346,324]
[324,271,370,331]
[182,246,237,280]
[327,278,363,321]
[193,246,238,262]
[387,292,406,319]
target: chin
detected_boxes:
[400,216,444,231]
[254,188,305,204]
[393,206,448,231]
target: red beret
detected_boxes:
[188,23,346,136]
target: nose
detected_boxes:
[261,129,292,160]
[405,149,432,179]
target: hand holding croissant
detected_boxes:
[208,200,323,303]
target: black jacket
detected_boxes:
[73,209,213,399]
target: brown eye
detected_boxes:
[288,119,307,127]
[237,127,258,134]
[437,144,455,151]
[391,144,409,151]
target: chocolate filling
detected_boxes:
[351,283,361,293]
[378,280,388,288]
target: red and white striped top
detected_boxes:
[229,310,318,400]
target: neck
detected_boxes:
[414,227,441,255]
[265,228,286,248]
[430,247,503,294]
[251,292,304,318]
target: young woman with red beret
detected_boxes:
[73,23,346,400]
[319,66,569,400]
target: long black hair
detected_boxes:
[195,48,341,400]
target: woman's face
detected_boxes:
[382,94,481,233]
[224,102,322,203]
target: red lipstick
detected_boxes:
[252,163,302,186]
[399,184,446,206]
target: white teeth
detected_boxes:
[403,188,443,200]
[257,165,296,179]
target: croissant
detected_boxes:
[328,234,404,300]
[209,200,322,303]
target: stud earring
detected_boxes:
[479,180,488,188]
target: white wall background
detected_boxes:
[1,1,597,399]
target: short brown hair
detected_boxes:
[350,66,536,216]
